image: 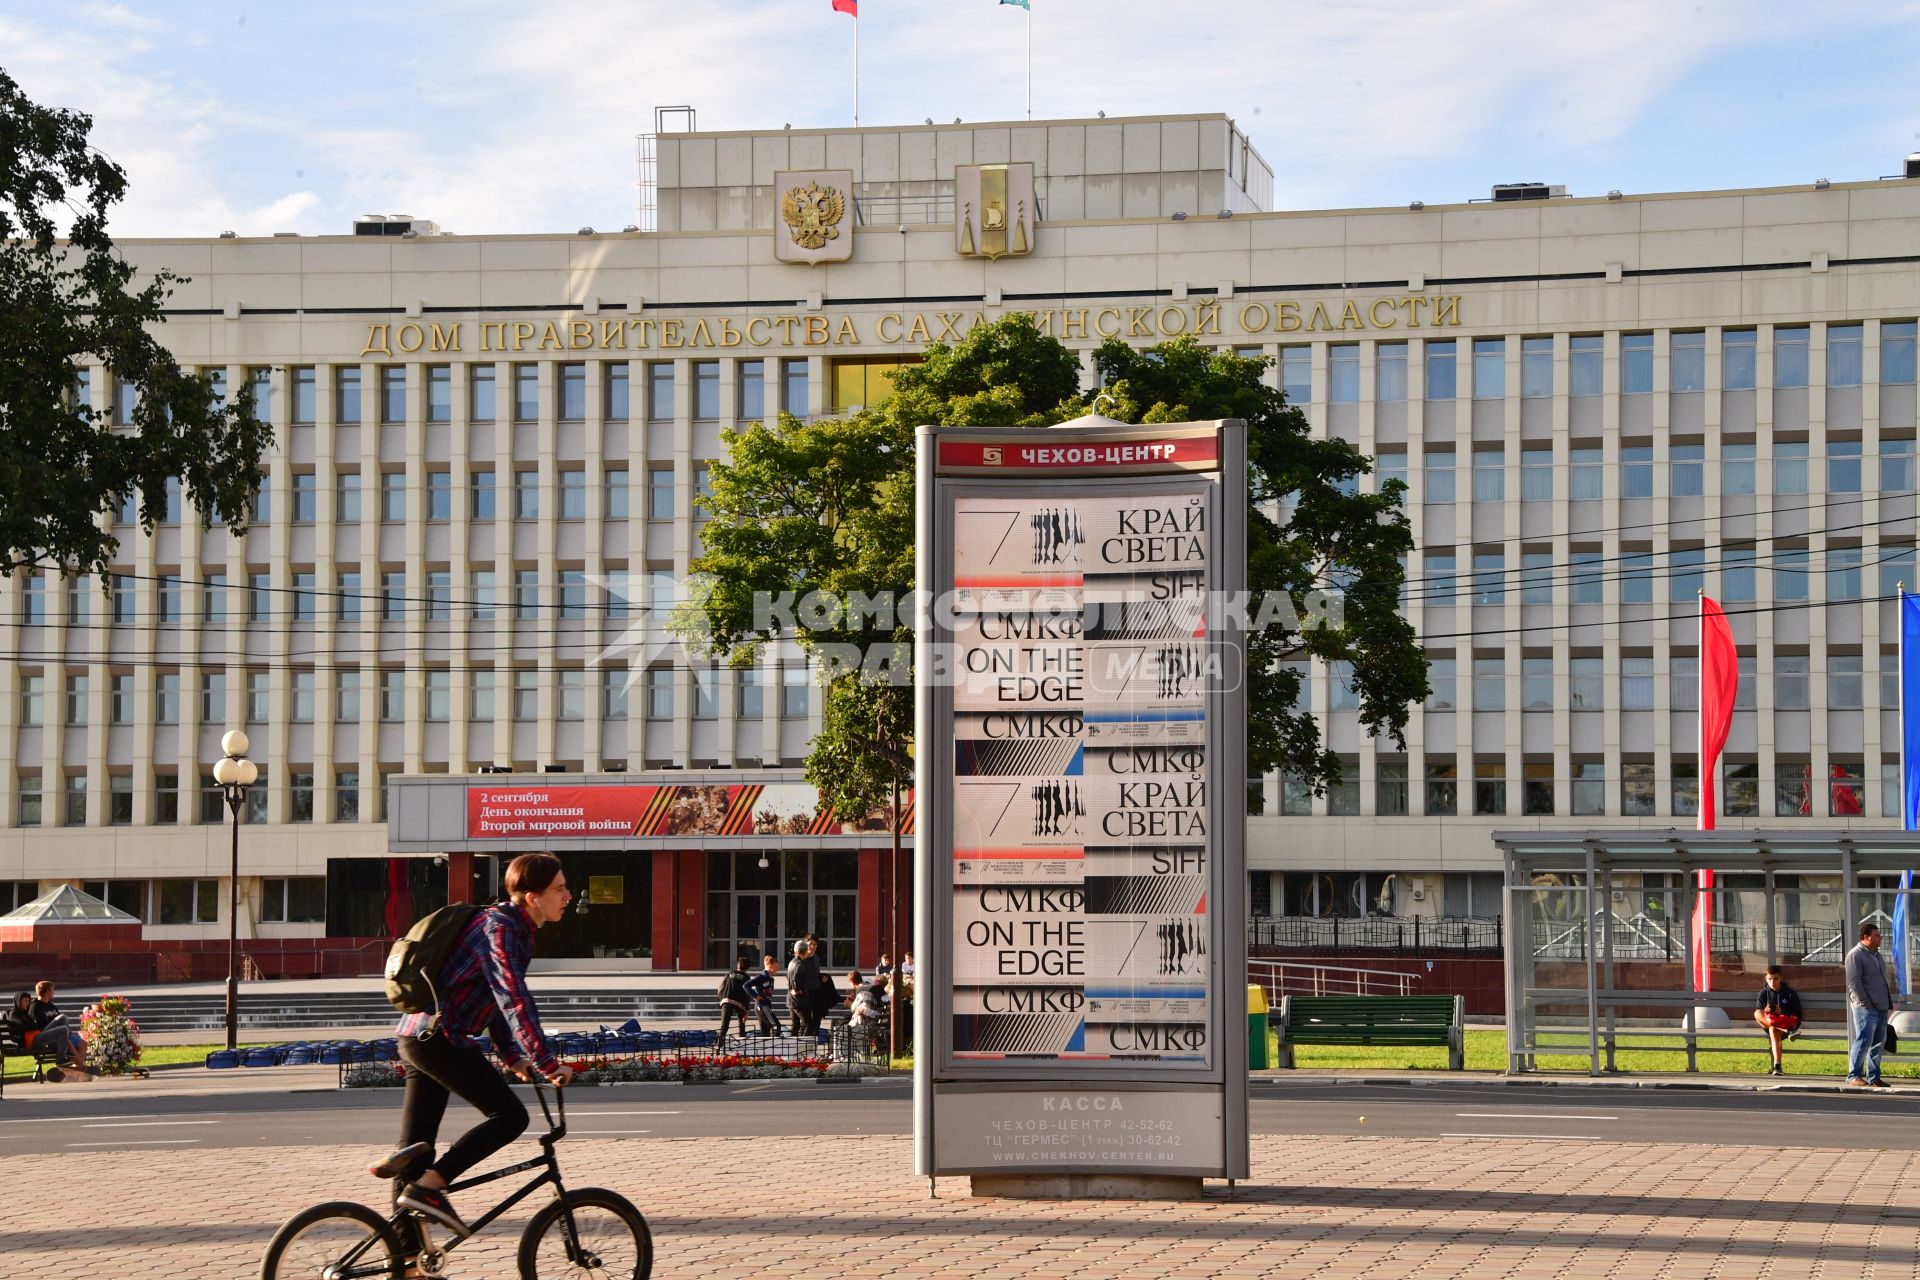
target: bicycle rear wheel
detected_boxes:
[518,1187,653,1279]
[259,1200,406,1280]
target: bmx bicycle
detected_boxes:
[259,1080,651,1278]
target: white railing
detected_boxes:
[1247,958,1419,1002]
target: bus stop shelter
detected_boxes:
[1494,829,1920,1075]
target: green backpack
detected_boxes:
[384,902,486,1026]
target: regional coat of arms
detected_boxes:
[772,169,855,265]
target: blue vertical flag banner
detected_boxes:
[1895,591,1920,994]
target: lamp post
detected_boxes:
[212,730,257,1051]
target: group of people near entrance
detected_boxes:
[717,938,913,1043]
[1752,920,1901,1084]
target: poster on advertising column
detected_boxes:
[916,418,1248,1183]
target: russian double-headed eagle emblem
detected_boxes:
[781,180,845,250]
[772,170,854,264]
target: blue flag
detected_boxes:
[1898,590,1920,994]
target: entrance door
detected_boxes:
[813,892,858,970]
[735,893,782,967]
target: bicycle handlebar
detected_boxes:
[530,1076,568,1141]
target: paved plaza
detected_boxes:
[7,1128,1918,1278]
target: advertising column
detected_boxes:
[915,419,1248,1196]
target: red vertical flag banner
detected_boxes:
[1693,595,1739,992]
[831,0,857,12]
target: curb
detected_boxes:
[1253,1072,1918,1096]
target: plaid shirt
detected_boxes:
[395,903,558,1075]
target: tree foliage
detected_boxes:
[679,312,1425,819]
[0,70,269,579]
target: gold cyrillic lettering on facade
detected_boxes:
[1433,295,1461,327]
[599,319,627,349]
[747,316,773,346]
[396,322,426,353]
[1400,296,1428,326]
[479,322,506,351]
[774,315,801,345]
[1095,307,1124,338]
[834,315,858,345]
[1127,306,1153,338]
[1061,309,1090,339]
[1275,301,1302,332]
[1339,300,1365,331]
[717,318,743,347]
[1240,303,1270,334]
[929,312,961,341]
[1157,305,1188,336]
[876,313,903,342]
[511,321,535,350]
[538,321,565,351]
[569,320,594,350]
[361,324,393,357]
[1194,300,1222,335]
[1305,302,1335,332]
[803,314,831,345]
[905,313,932,343]
[660,319,685,348]
[428,323,462,353]
[631,318,656,348]
[1369,299,1398,329]
[689,318,715,347]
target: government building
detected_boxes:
[4,111,1918,977]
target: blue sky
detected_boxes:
[5,0,1920,237]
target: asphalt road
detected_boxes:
[7,1077,1920,1158]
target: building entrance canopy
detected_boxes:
[1495,829,1920,1075]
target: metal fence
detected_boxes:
[1247,958,1420,1005]
[1249,914,1502,953]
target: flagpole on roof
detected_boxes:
[1026,5,1032,120]
[854,8,860,127]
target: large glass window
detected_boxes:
[514,364,539,421]
[1773,441,1808,494]
[782,359,808,415]
[1882,438,1915,492]
[1569,447,1603,499]
[1471,552,1505,605]
[1671,331,1705,392]
[1520,448,1552,502]
[559,469,587,519]
[830,357,916,412]
[1425,657,1457,711]
[1671,443,1704,496]
[604,363,629,421]
[737,360,765,420]
[335,367,361,424]
[1621,445,1653,498]
[1774,655,1810,709]
[1424,761,1457,816]
[1722,442,1756,496]
[693,361,721,418]
[1471,451,1503,503]
[1774,327,1809,388]
[1520,551,1553,604]
[1620,330,1651,391]
[1521,657,1553,711]
[1774,547,1811,602]
[1375,343,1407,402]
[1828,324,1863,387]
[1328,345,1359,403]
[426,365,452,423]
[291,367,317,424]
[648,469,676,519]
[1621,656,1654,710]
[1829,439,1862,493]
[1424,340,1456,400]
[1884,322,1918,386]
[1669,547,1706,602]
[1569,657,1603,710]
[1472,337,1504,399]
[1521,336,1552,398]
[1723,545,1757,603]
[1569,335,1602,396]
[470,366,495,422]
[1423,450,1455,504]
[379,367,405,423]
[648,363,675,418]
[1828,546,1862,601]
[1279,348,1310,405]
[1723,329,1757,390]
[470,471,497,521]
[559,363,586,420]
[1471,657,1504,711]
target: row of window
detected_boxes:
[14,666,812,729]
[1284,323,1920,405]
[1402,542,1914,607]
[21,565,706,626]
[86,360,812,428]
[1378,437,1916,503]
[110,464,707,530]
[1398,652,1891,714]
[71,876,324,924]
[18,771,362,827]
[1275,759,1888,819]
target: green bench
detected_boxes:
[1274,994,1465,1070]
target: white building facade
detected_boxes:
[3,112,1918,963]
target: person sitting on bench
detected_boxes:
[1754,964,1803,1077]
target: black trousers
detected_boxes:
[719,1001,750,1039]
[397,1034,529,1184]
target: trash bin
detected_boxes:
[1247,984,1270,1069]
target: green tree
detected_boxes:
[0,70,269,579]
[678,312,1425,819]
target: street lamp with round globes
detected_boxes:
[214,730,256,1050]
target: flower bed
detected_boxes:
[342,1053,832,1089]
[81,994,143,1076]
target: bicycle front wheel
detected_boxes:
[518,1187,653,1279]
[259,1200,405,1280]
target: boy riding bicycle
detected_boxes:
[371,852,575,1237]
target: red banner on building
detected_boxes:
[465,783,914,840]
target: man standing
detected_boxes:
[1845,921,1894,1088]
